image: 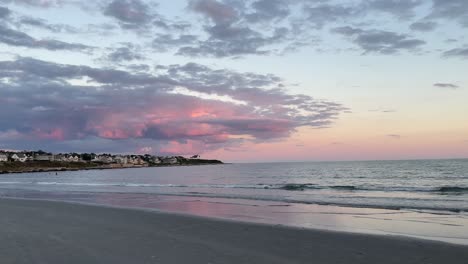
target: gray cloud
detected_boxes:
[443,47,468,58]
[302,3,358,29]
[181,0,305,57]
[0,5,80,34]
[103,0,152,28]
[246,0,290,23]
[410,21,438,32]
[153,34,198,52]
[429,0,468,27]
[366,0,422,19]
[100,0,451,57]
[153,18,191,31]
[2,0,466,60]
[0,24,90,51]
[189,0,238,25]
[104,43,144,63]
[0,0,62,8]
[0,6,11,18]
[434,83,460,89]
[17,16,79,33]
[387,134,401,139]
[177,26,286,57]
[333,26,426,54]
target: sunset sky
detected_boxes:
[0,0,467,162]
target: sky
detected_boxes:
[0,0,467,162]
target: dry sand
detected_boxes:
[1,198,467,264]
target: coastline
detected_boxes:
[1,198,468,264]
[0,160,224,175]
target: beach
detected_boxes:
[1,198,468,264]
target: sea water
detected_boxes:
[1,159,468,244]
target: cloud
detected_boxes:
[366,0,422,19]
[181,0,313,57]
[246,0,290,23]
[410,21,438,32]
[332,26,426,54]
[0,24,91,51]
[0,6,11,18]
[189,0,238,25]
[369,108,396,113]
[103,43,144,63]
[153,18,191,32]
[153,34,198,52]
[443,47,468,59]
[176,26,285,57]
[429,0,468,27]
[0,0,64,8]
[64,0,444,58]
[0,5,80,34]
[434,83,460,89]
[0,57,346,154]
[17,16,79,33]
[2,0,466,60]
[387,134,401,139]
[103,0,153,28]
[302,3,359,29]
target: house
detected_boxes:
[161,156,178,165]
[34,154,54,162]
[0,153,8,162]
[11,153,28,162]
[67,155,81,162]
[93,155,114,164]
[151,157,162,164]
[54,154,68,162]
[114,155,128,164]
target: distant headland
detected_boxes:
[0,150,223,174]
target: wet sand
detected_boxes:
[1,198,467,264]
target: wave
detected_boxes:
[0,181,350,191]
[278,184,356,191]
[437,187,468,193]
[278,184,317,191]
[2,188,466,214]
[1,181,467,195]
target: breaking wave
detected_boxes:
[437,187,468,193]
[1,181,467,195]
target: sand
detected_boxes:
[1,198,467,264]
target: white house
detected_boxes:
[0,154,8,162]
[11,153,28,162]
[66,155,81,162]
[114,155,128,164]
[93,155,114,163]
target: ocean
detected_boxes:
[1,159,468,244]
[1,159,467,212]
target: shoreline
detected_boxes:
[1,198,467,264]
[0,161,224,175]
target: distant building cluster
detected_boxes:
[0,150,198,166]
